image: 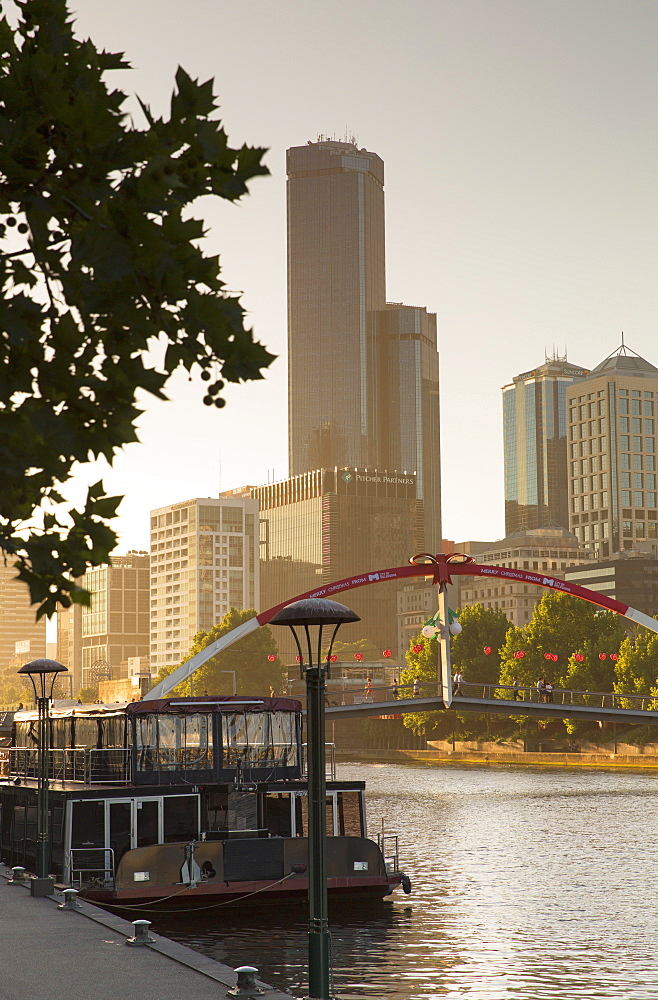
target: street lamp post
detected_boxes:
[17,658,68,892]
[270,598,360,1000]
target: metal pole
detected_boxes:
[36,695,49,878]
[306,657,330,999]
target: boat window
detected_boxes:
[75,719,101,749]
[229,791,258,831]
[164,795,199,843]
[71,800,105,847]
[224,712,248,747]
[336,792,363,837]
[294,794,336,836]
[101,717,126,749]
[264,793,292,838]
[136,800,159,847]
[246,713,269,746]
[51,718,71,749]
[205,791,229,834]
[135,714,213,771]
[14,721,38,747]
[270,712,299,766]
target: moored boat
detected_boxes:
[0,695,409,908]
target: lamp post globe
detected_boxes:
[270,598,360,1000]
[17,658,68,883]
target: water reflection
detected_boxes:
[153,764,658,998]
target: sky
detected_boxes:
[64,0,658,553]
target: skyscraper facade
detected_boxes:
[286,138,441,550]
[149,498,259,674]
[502,355,589,535]
[567,344,658,558]
[287,139,386,474]
[254,468,423,656]
[0,562,46,672]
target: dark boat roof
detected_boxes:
[127,695,301,715]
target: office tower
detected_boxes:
[56,600,83,694]
[458,527,593,627]
[150,498,259,674]
[254,468,423,656]
[502,354,589,535]
[567,343,658,558]
[287,139,386,474]
[286,138,441,550]
[379,304,441,552]
[77,552,150,689]
[0,563,46,673]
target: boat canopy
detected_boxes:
[126,696,301,715]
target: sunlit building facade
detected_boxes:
[149,498,259,674]
[567,344,658,558]
[254,468,423,657]
[503,355,589,535]
[0,562,46,673]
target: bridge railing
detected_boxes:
[353,680,658,713]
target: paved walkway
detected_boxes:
[0,867,294,1000]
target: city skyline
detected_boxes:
[58,1,658,558]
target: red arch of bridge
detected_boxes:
[145,556,658,700]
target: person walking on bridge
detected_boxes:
[536,677,546,702]
[453,669,464,697]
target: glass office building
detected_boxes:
[503,355,589,535]
[286,139,441,551]
[567,344,658,558]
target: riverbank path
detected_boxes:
[0,865,294,1000]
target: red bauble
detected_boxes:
[610,653,619,662]
[267,654,276,662]
[483,646,492,655]
[354,653,363,661]
[544,653,552,660]
[514,651,526,659]
[574,653,585,662]
[599,653,607,660]
[413,644,423,654]
[330,654,337,662]
[383,649,392,658]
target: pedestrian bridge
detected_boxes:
[323,682,658,726]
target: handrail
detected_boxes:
[9,747,132,784]
[68,847,115,889]
[301,743,336,780]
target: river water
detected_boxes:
[152,762,658,999]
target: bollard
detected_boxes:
[58,888,82,911]
[227,966,265,997]
[8,866,27,884]
[126,919,156,946]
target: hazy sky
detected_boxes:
[67,0,658,553]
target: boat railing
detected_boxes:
[9,747,132,784]
[68,847,116,890]
[301,743,336,780]
[377,832,400,874]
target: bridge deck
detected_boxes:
[325,697,658,726]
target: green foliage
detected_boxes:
[155,608,285,697]
[616,626,658,702]
[499,592,626,691]
[0,1,272,617]
[451,603,511,685]
[400,630,440,735]
[77,684,99,704]
[331,638,381,662]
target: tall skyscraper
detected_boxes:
[149,497,259,674]
[287,139,386,474]
[502,354,589,535]
[567,343,658,558]
[286,137,441,549]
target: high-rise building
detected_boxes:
[567,343,658,558]
[287,139,386,475]
[77,552,150,689]
[56,600,83,694]
[503,354,589,535]
[286,138,441,550]
[0,563,46,673]
[254,468,423,657]
[150,498,259,674]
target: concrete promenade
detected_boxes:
[0,866,294,1000]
